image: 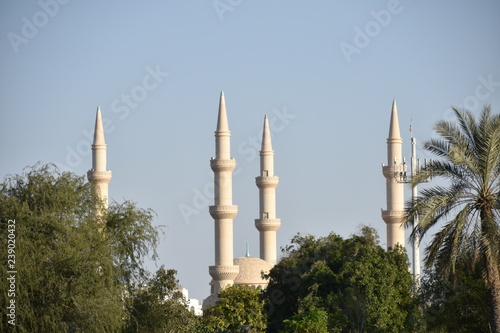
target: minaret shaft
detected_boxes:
[260,231,277,264]
[209,92,239,295]
[259,187,277,218]
[382,100,405,249]
[92,148,107,172]
[260,154,274,177]
[215,132,231,160]
[255,115,281,265]
[214,219,235,266]
[214,172,233,206]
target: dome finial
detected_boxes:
[245,242,250,257]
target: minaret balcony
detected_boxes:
[381,210,406,224]
[209,205,238,219]
[255,176,279,188]
[382,164,407,180]
[209,265,240,281]
[210,158,236,172]
[255,218,281,231]
[87,170,112,182]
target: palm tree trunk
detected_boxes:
[482,209,500,333]
[486,254,500,333]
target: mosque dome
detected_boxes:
[233,257,273,289]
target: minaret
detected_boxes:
[255,115,281,265]
[87,107,112,211]
[382,100,406,249]
[208,92,239,295]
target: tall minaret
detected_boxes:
[255,115,281,265]
[208,92,239,295]
[87,107,112,210]
[382,100,406,249]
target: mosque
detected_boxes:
[86,92,408,310]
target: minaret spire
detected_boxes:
[382,100,406,249]
[93,106,106,146]
[87,107,112,211]
[261,115,273,152]
[215,91,231,160]
[207,92,239,298]
[216,91,230,133]
[388,100,401,141]
[255,115,281,265]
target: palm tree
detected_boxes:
[405,105,500,332]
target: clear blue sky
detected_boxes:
[1,0,499,301]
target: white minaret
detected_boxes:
[208,92,239,295]
[87,107,112,210]
[255,115,281,265]
[382,100,406,249]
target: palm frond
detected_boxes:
[404,105,500,326]
[426,203,477,277]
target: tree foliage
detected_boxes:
[202,284,268,332]
[405,106,500,332]
[417,260,490,332]
[106,200,159,285]
[124,266,199,333]
[265,226,418,332]
[0,164,160,332]
[280,306,329,333]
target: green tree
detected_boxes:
[0,164,160,332]
[202,284,268,332]
[106,200,160,285]
[125,266,199,333]
[280,306,328,333]
[265,226,418,332]
[405,106,500,332]
[418,260,489,332]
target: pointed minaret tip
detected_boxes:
[388,99,401,139]
[93,107,106,145]
[261,114,273,151]
[216,92,229,132]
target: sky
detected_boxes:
[1,0,500,302]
